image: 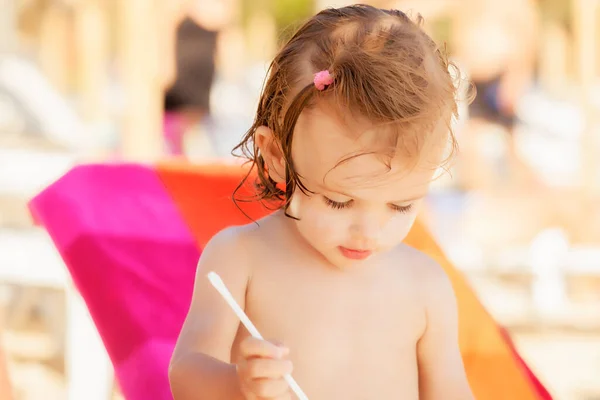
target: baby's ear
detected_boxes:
[255,126,286,183]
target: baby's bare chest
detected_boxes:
[234,262,425,398]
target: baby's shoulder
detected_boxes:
[389,244,439,269]
[201,213,281,266]
[388,244,452,292]
[203,220,261,257]
[194,221,264,289]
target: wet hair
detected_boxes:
[233,4,465,214]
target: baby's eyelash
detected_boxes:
[323,197,413,214]
[389,203,413,214]
[323,197,353,210]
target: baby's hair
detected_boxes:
[233,4,466,214]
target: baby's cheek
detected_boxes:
[320,213,350,241]
[382,212,418,244]
[299,199,349,240]
[308,205,345,231]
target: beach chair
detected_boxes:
[29,160,552,400]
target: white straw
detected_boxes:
[207,271,309,400]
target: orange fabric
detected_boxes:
[157,161,272,247]
[157,160,548,400]
[404,222,544,400]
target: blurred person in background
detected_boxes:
[451,0,540,188]
[162,0,235,157]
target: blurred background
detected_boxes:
[0,0,599,399]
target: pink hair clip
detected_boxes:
[313,70,334,91]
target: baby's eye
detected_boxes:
[323,196,353,210]
[389,203,413,214]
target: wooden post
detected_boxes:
[39,4,72,94]
[0,0,16,52]
[0,314,13,400]
[571,0,600,243]
[246,10,277,63]
[117,0,164,161]
[572,0,599,196]
[73,0,109,123]
[539,22,569,94]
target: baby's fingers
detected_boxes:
[240,337,289,359]
[247,377,292,399]
[244,358,293,379]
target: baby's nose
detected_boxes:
[349,214,384,245]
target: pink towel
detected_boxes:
[29,164,200,399]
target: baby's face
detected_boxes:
[289,103,445,268]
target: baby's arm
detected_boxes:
[416,259,474,400]
[169,227,249,400]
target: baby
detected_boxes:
[170,4,474,399]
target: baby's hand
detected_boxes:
[237,337,294,400]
